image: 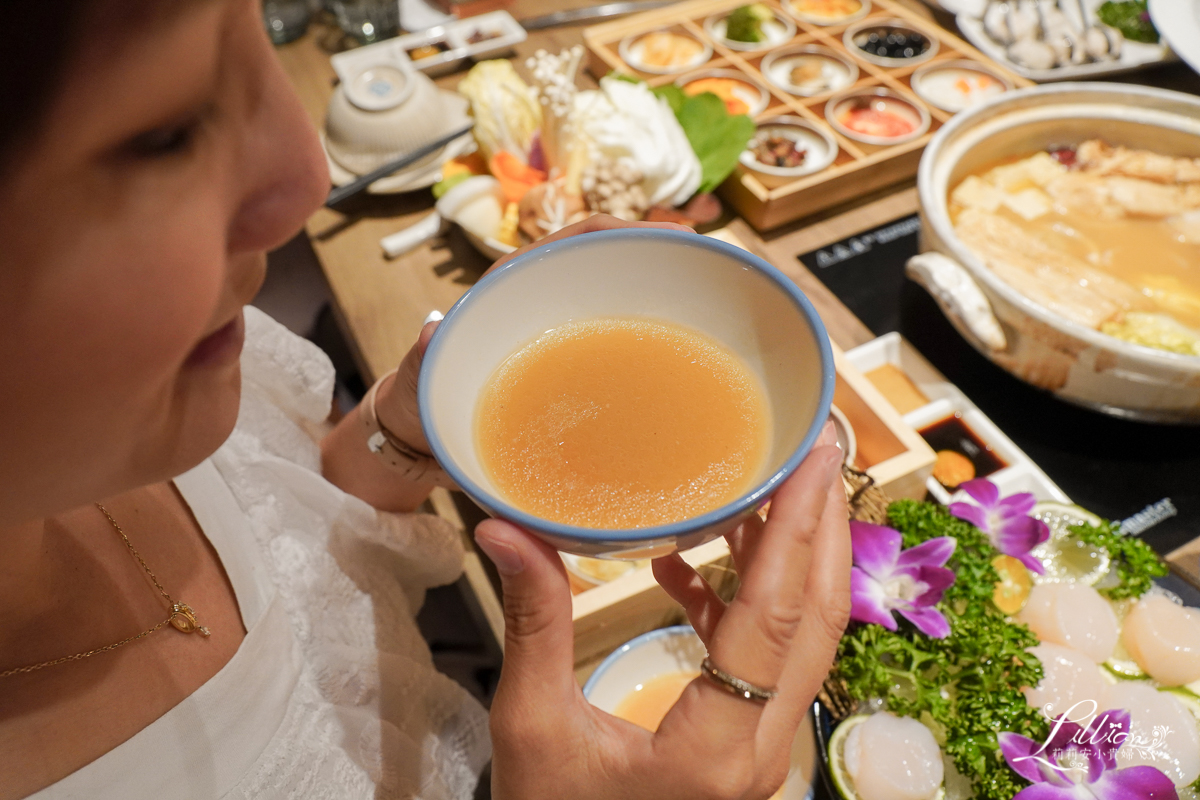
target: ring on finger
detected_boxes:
[699,656,778,703]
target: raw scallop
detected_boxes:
[1122,594,1200,687]
[843,712,944,800]
[1100,681,1200,787]
[1022,642,1105,720]
[1017,582,1119,662]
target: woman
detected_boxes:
[0,0,852,797]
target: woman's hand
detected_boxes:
[475,422,852,800]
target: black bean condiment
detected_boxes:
[856,28,928,59]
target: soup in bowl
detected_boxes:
[418,228,834,557]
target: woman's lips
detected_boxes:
[185,311,245,368]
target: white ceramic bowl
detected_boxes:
[703,8,796,52]
[583,626,819,798]
[915,82,1200,422]
[324,67,454,175]
[826,87,931,146]
[618,29,713,75]
[583,626,705,711]
[843,18,939,68]
[418,228,836,557]
[740,116,840,188]
[676,69,771,117]
[783,0,871,26]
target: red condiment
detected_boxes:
[841,105,915,139]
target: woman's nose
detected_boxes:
[226,23,329,256]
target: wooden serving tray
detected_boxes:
[582,0,1032,230]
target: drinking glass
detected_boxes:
[328,0,401,43]
[262,0,311,44]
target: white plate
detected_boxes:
[956,0,1171,82]
[1150,0,1200,75]
[323,129,476,194]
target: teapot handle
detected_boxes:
[906,252,1007,352]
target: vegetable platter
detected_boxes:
[810,333,1200,800]
[580,0,1032,230]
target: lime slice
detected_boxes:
[1165,687,1200,725]
[1029,502,1110,585]
[828,714,870,800]
[1103,658,1148,680]
[827,714,945,800]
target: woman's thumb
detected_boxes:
[475,519,578,707]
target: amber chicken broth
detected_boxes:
[475,318,771,529]
[949,140,1200,355]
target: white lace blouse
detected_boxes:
[31,307,491,800]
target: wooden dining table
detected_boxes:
[274,9,1200,651]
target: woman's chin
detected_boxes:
[148,363,244,483]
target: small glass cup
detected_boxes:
[262,0,311,44]
[328,0,401,44]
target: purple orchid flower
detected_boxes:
[948,478,1050,574]
[849,521,957,639]
[999,709,1178,800]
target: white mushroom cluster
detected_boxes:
[526,47,585,178]
[582,157,649,221]
[982,0,1121,70]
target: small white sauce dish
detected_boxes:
[583,626,705,710]
[910,59,1012,113]
[761,45,858,97]
[843,18,939,68]
[783,0,871,26]
[676,69,771,117]
[739,115,839,187]
[826,87,931,146]
[703,8,796,52]
[619,28,713,75]
[583,625,820,799]
[418,228,836,558]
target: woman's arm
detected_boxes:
[320,322,442,513]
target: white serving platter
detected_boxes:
[954,0,1172,81]
[1149,0,1200,75]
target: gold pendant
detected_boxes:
[170,603,211,637]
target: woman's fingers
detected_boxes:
[484,214,694,274]
[753,468,852,771]
[652,554,726,645]
[476,520,580,716]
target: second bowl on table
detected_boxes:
[418,228,835,558]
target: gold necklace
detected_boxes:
[0,503,210,678]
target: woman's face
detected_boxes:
[0,0,329,524]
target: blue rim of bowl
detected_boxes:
[418,227,837,545]
[581,625,699,699]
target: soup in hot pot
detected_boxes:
[949,140,1200,356]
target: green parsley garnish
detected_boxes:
[1069,519,1168,600]
[1096,0,1159,43]
[836,500,1048,800]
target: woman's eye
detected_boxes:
[125,122,198,158]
